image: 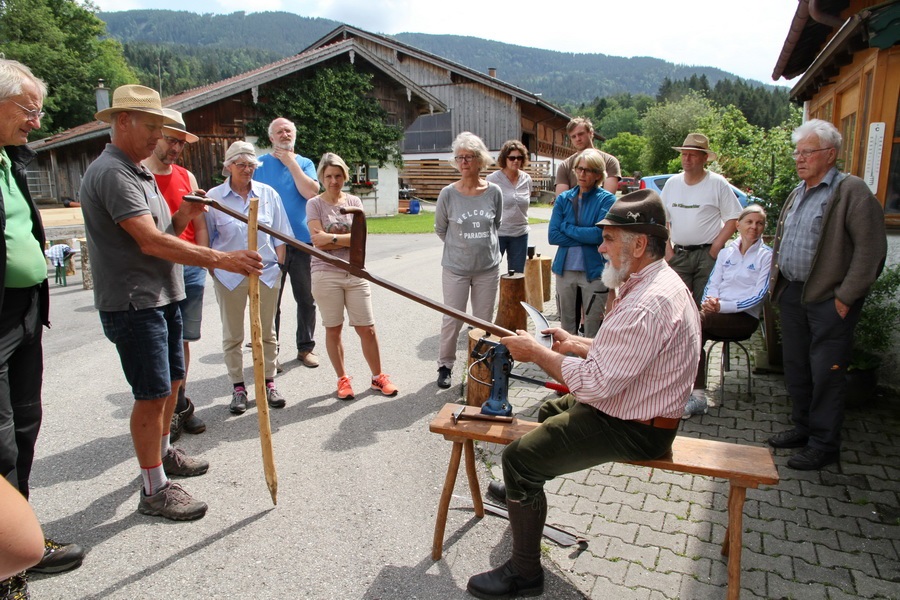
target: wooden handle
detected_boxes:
[340,206,366,269]
[248,198,278,505]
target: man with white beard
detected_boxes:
[467,189,700,600]
[253,117,321,368]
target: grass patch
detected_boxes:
[366,211,548,234]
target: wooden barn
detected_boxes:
[772,0,900,227]
[28,24,574,210]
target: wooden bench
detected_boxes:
[429,402,779,600]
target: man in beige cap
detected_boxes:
[467,189,699,599]
[142,108,207,441]
[80,85,263,521]
[661,133,742,303]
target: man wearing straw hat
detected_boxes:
[80,85,263,521]
[467,189,700,599]
[661,133,742,307]
[142,108,208,441]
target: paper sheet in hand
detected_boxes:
[520,302,552,348]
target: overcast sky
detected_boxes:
[94,0,801,87]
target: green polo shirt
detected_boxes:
[1,149,47,288]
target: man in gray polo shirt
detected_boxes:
[81,85,262,521]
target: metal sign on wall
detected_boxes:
[863,122,885,194]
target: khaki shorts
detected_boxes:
[311,270,375,328]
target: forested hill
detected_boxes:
[99,9,764,106]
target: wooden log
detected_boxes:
[466,328,500,407]
[523,258,543,311]
[538,256,552,302]
[495,272,526,333]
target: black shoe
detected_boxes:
[28,538,86,574]
[0,573,27,599]
[486,480,507,505]
[787,446,840,471]
[170,396,194,443]
[183,413,206,435]
[768,428,809,449]
[467,560,544,600]
[437,366,452,389]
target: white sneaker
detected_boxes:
[682,391,709,419]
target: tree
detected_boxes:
[602,133,646,176]
[246,64,405,170]
[639,91,714,173]
[0,0,137,134]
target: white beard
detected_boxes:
[601,252,633,290]
[273,141,294,151]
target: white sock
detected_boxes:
[160,434,171,458]
[141,464,168,496]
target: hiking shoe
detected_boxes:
[682,392,708,419]
[371,373,398,397]
[138,481,208,521]
[437,366,452,389]
[183,412,206,435]
[230,387,248,414]
[337,376,355,400]
[266,385,286,409]
[768,428,809,449]
[28,538,86,574]
[169,408,185,443]
[0,573,28,600]
[162,447,209,477]
[298,351,320,368]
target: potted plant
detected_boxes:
[847,263,900,404]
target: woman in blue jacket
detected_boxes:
[548,149,616,338]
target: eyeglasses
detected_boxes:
[9,100,45,122]
[163,135,186,147]
[791,147,832,160]
[232,162,257,170]
[455,155,476,163]
[506,155,525,162]
[574,166,601,175]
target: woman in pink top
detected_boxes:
[306,153,398,401]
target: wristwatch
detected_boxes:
[332,234,338,245]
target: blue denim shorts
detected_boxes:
[99,303,185,400]
[179,266,207,342]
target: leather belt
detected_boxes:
[674,243,712,252]
[633,416,681,430]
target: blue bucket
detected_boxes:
[408,199,420,215]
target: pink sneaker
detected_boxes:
[371,373,398,397]
[337,376,355,400]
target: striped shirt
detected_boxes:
[560,259,701,420]
[702,238,773,319]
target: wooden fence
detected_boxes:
[400,159,553,201]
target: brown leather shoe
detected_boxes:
[297,351,319,368]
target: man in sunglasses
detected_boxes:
[142,108,208,441]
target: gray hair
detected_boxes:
[574,148,607,182]
[618,229,665,260]
[268,117,296,139]
[222,153,260,177]
[737,204,766,223]
[0,59,47,100]
[792,119,842,154]
[450,131,494,171]
[317,152,350,182]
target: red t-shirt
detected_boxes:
[155,164,196,243]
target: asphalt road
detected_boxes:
[27,222,585,599]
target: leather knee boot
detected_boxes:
[467,492,547,599]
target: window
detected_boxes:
[403,112,452,152]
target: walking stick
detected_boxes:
[247,198,278,505]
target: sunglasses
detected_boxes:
[506,155,525,162]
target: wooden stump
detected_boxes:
[466,328,500,406]
[537,256,552,302]
[79,238,93,290]
[495,272,526,333]
[523,258,543,311]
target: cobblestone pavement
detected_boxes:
[476,301,900,600]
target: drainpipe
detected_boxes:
[809,0,844,28]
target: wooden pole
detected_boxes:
[247,198,278,505]
[538,256,552,302]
